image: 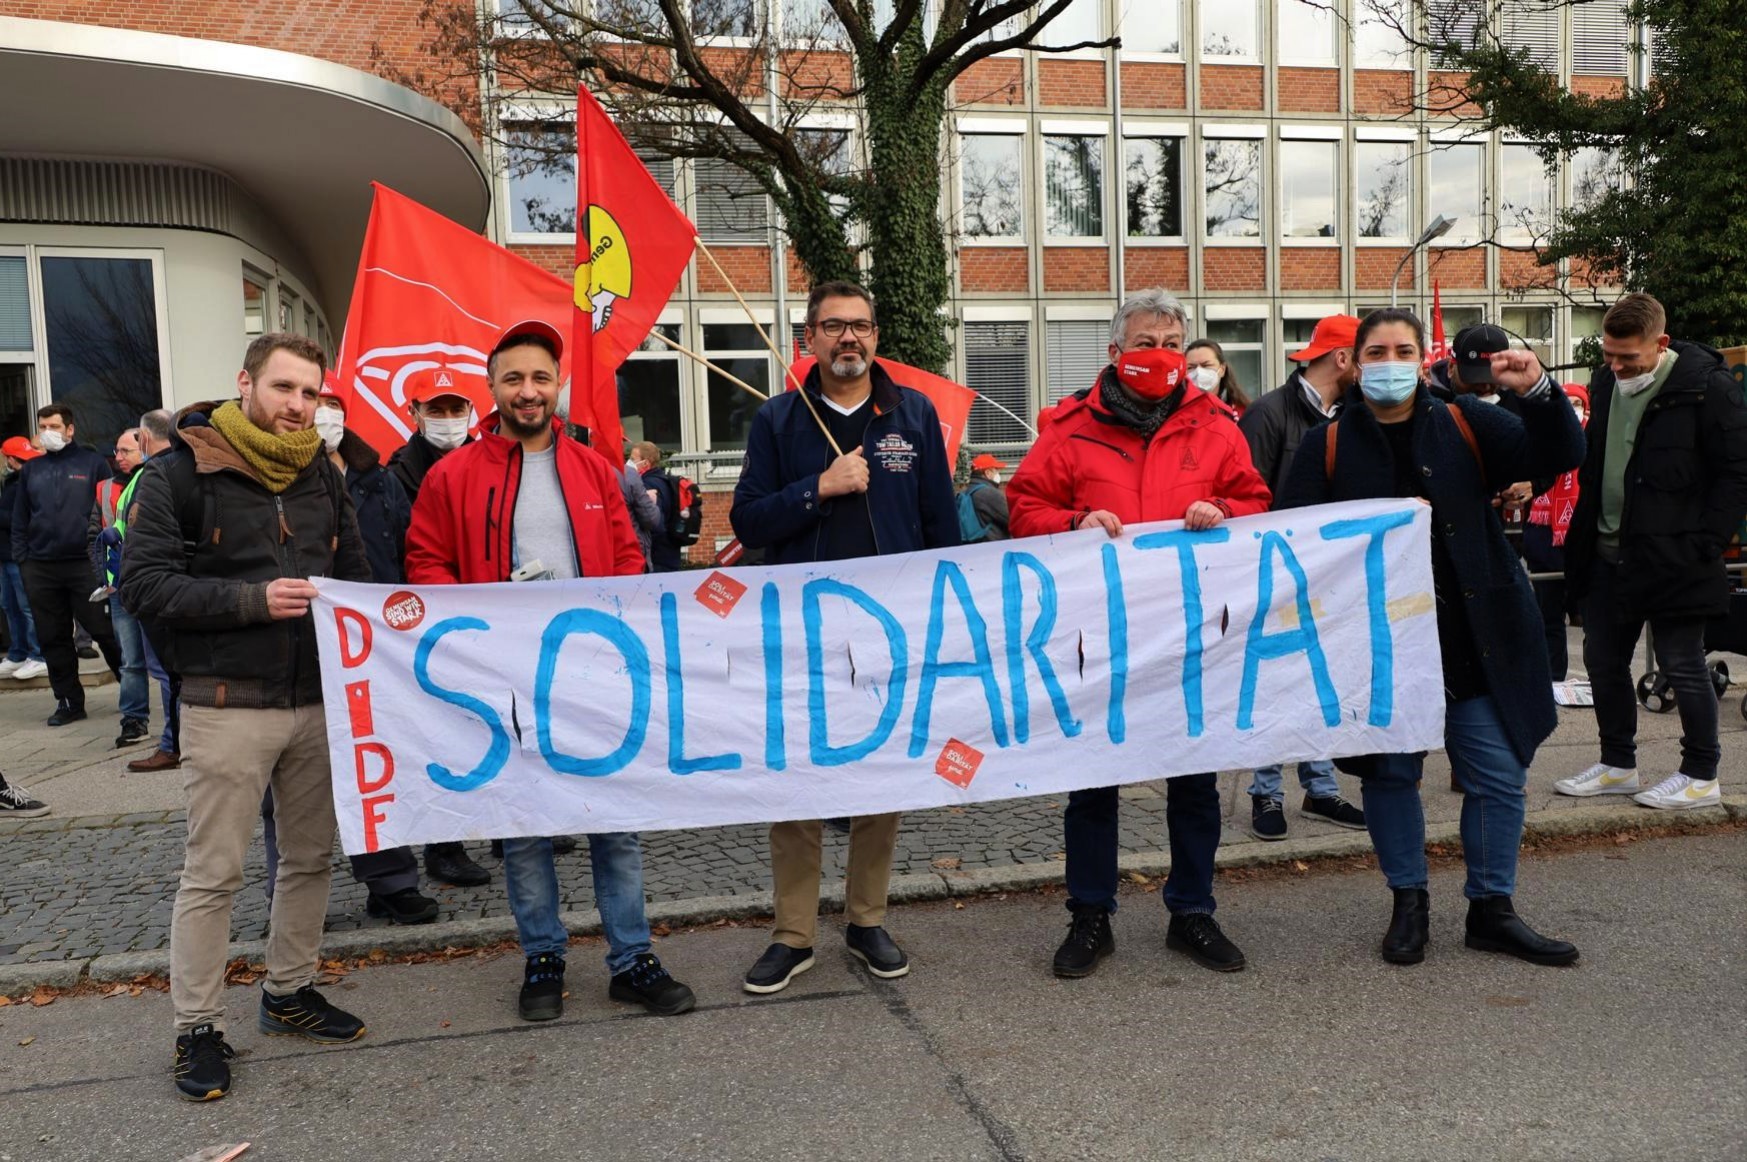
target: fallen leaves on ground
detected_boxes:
[18,1036,35,1046]
[931,856,962,870]
[29,988,55,1007]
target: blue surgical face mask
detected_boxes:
[1359,361,1420,405]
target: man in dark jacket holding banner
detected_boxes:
[731,280,960,995]
[123,333,373,1101]
[1556,293,1747,810]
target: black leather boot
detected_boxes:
[1465,896,1579,966]
[1381,888,1429,965]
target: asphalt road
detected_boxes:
[1,831,1741,1162]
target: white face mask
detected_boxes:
[313,406,345,452]
[1187,366,1220,393]
[987,472,1002,487]
[1615,351,1664,396]
[38,430,67,453]
[422,416,470,451]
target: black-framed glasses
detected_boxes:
[814,318,876,338]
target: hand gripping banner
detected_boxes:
[312,501,1444,854]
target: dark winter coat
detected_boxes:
[1564,340,1747,621]
[387,432,452,507]
[337,431,412,586]
[0,472,22,564]
[1238,373,1341,500]
[966,478,1010,540]
[119,403,370,710]
[9,442,110,562]
[1278,382,1586,765]
[731,363,960,564]
[641,466,685,572]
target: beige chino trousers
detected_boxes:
[770,813,901,949]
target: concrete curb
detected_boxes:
[5,800,1738,994]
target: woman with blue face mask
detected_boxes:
[1278,308,1587,971]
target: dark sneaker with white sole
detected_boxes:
[258,985,366,1042]
[743,942,815,994]
[519,953,566,1021]
[0,782,49,818]
[1166,913,1247,973]
[173,1024,235,1101]
[609,953,696,1015]
[1301,794,1366,829]
[846,924,910,979]
[1052,904,1114,978]
[1249,796,1287,840]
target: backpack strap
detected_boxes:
[1445,402,1485,489]
[1324,416,1340,480]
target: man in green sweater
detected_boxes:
[1557,294,1747,810]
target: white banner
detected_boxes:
[311,500,1442,854]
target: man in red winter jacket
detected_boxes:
[1008,288,1272,981]
[403,319,696,1025]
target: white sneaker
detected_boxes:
[11,659,47,680]
[1633,773,1723,811]
[1554,762,1640,797]
[0,658,22,678]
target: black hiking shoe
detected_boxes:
[1166,913,1247,973]
[609,953,696,1015]
[1052,904,1114,978]
[257,985,366,1043]
[173,1024,235,1101]
[365,887,439,925]
[519,952,566,1021]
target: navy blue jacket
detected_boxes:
[338,432,411,586]
[731,363,961,564]
[1279,382,1585,765]
[10,443,111,563]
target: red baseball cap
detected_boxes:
[492,318,564,363]
[970,453,1008,471]
[319,374,345,405]
[405,365,473,405]
[2,436,41,461]
[1563,383,1591,409]
[1287,314,1361,363]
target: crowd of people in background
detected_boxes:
[0,282,1740,1106]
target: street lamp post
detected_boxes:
[1390,214,1456,308]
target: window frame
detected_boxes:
[1352,128,1416,245]
[1122,123,1189,245]
[1116,0,1184,58]
[699,310,777,454]
[1198,0,1262,64]
[1276,0,1337,66]
[1425,135,1488,245]
[956,119,1029,245]
[1041,122,1110,246]
[499,111,580,244]
[1200,124,1265,245]
[1497,140,1555,246]
[32,246,174,441]
[1277,126,1341,246]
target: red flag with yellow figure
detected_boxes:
[574,83,697,459]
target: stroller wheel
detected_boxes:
[1637,672,1674,713]
[1709,661,1732,701]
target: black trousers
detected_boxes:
[21,558,120,709]
[1583,560,1720,781]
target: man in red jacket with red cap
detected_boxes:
[1008,288,1272,980]
[404,319,695,1023]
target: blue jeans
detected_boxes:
[503,832,652,974]
[1247,760,1340,800]
[140,629,176,754]
[109,601,150,722]
[0,562,40,662]
[1360,696,1528,900]
[1064,773,1221,916]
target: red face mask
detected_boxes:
[1113,346,1187,401]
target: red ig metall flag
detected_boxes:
[574,83,698,460]
[334,183,573,456]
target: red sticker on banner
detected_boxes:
[694,571,748,619]
[934,739,984,789]
[382,590,426,632]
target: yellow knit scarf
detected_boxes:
[208,401,323,494]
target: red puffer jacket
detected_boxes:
[1009,370,1273,535]
[405,419,643,584]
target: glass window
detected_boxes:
[1427,143,1484,242]
[278,288,297,333]
[620,323,685,451]
[505,123,576,237]
[782,0,897,40]
[1501,305,1554,368]
[0,365,34,451]
[1201,0,1258,58]
[493,0,537,32]
[1355,141,1412,239]
[1439,304,1485,335]
[1203,318,1264,398]
[304,304,317,340]
[1041,0,1103,46]
[1045,136,1105,238]
[242,272,268,338]
[1499,144,1554,243]
[40,255,163,451]
[1277,0,1334,62]
[960,134,1024,239]
[1569,305,1606,384]
[693,0,757,37]
[0,256,31,353]
[595,0,663,25]
[796,128,854,218]
[1280,140,1337,240]
[1570,146,1623,211]
[1427,0,1482,56]
[1354,0,1411,67]
[1046,320,1109,402]
[1573,1,1629,73]
[1283,317,1320,349]
[1120,0,1180,53]
[965,322,1031,445]
[703,323,770,451]
[1203,138,1261,239]
[1125,136,1184,238]
[1499,0,1560,72]
[694,153,771,244]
